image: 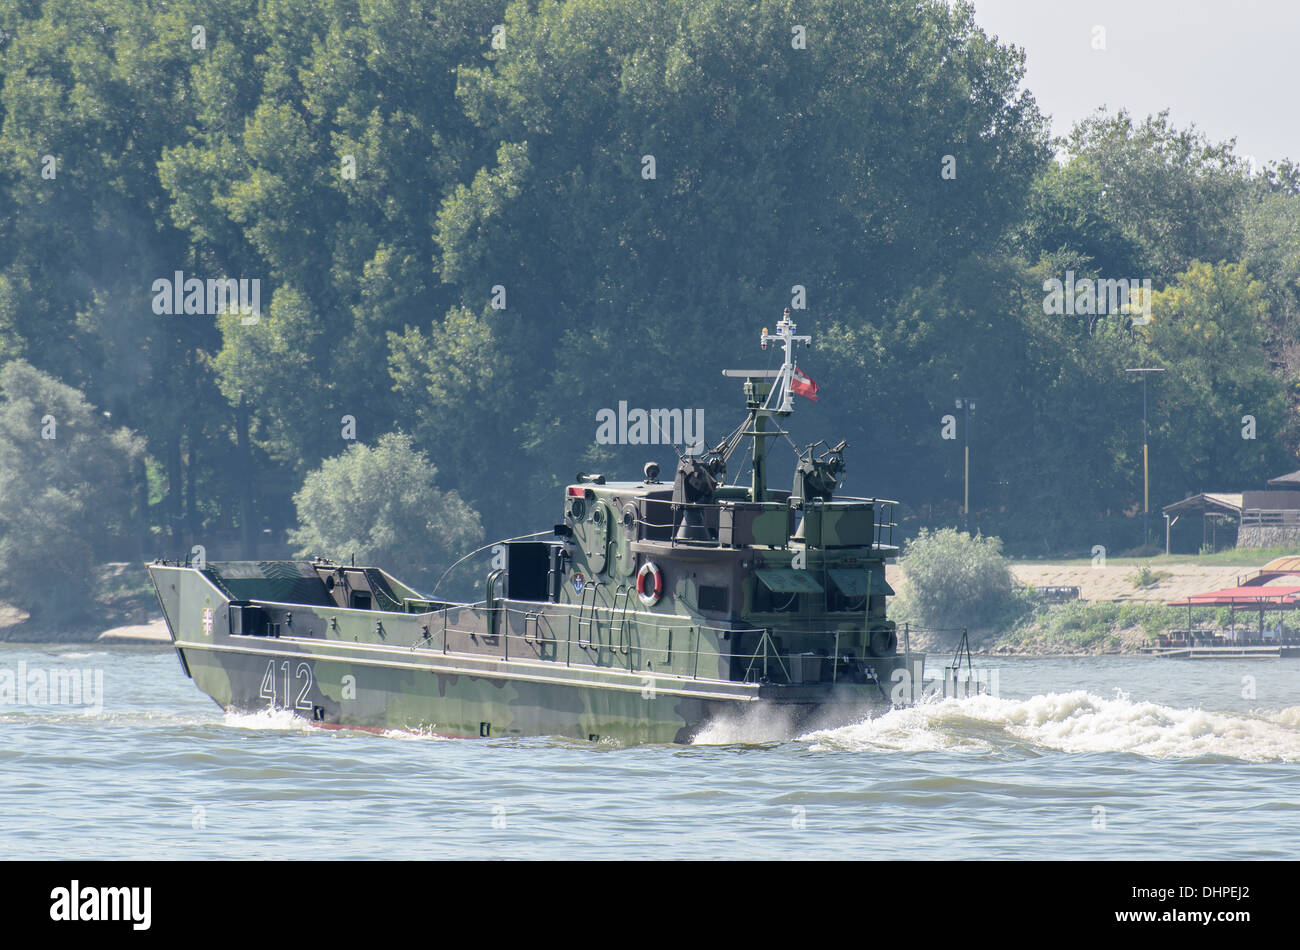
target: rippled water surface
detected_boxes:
[2,643,1298,859]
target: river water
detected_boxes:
[1,643,1297,860]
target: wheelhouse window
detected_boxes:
[754,588,801,613]
[753,568,822,613]
[827,568,868,612]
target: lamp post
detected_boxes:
[1125,367,1165,547]
[955,397,975,532]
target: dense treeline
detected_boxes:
[1,0,1298,613]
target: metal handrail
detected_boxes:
[499,600,879,641]
[638,496,897,549]
[245,595,877,648]
[237,593,903,687]
[415,619,890,688]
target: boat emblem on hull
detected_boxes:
[201,606,213,637]
[572,573,585,594]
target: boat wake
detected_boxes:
[222,707,317,732]
[380,724,454,741]
[691,703,802,746]
[222,709,457,740]
[799,690,1300,762]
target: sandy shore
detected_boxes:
[97,619,171,643]
[885,561,1260,604]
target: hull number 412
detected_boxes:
[260,659,313,711]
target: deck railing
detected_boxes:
[274,596,903,687]
[420,620,890,687]
[640,496,897,550]
[227,591,909,689]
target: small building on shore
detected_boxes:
[1164,556,1300,652]
[1162,470,1300,552]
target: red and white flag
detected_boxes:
[790,365,820,402]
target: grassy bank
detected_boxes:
[992,600,1187,654]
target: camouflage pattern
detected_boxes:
[149,502,921,744]
[149,319,924,744]
[151,559,766,744]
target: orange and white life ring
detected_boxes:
[636,561,663,606]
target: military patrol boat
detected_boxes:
[149,312,923,744]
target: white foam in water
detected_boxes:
[800,691,1300,762]
[381,724,452,741]
[223,708,452,740]
[1270,705,1300,730]
[692,703,801,745]
[222,708,316,732]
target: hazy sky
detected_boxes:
[969,0,1298,167]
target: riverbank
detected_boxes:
[0,562,162,643]
[991,602,1183,656]
[888,551,1293,656]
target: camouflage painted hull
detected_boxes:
[150,319,928,744]
[149,561,919,745]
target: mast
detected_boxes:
[761,308,812,414]
[722,308,812,503]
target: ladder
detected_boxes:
[611,585,633,658]
[577,580,600,649]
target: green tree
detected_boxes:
[398,0,1049,539]
[0,0,240,549]
[895,528,1016,629]
[1015,159,1154,317]
[1242,187,1300,425]
[1145,261,1292,497]
[160,0,503,480]
[0,361,144,621]
[288,432,484,589]
[1059,109,1254,280]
